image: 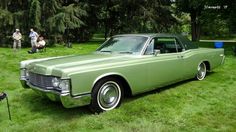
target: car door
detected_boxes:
[144,37,185,89]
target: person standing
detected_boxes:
[29,28,39,47]
[12,29,22,51]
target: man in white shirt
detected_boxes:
[12,29,22,51]
[29,28,39,47]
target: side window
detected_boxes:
[155,37,183,54]
[144,37,183,55]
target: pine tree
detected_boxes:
[29,0,41,30]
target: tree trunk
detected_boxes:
[104,0,111,40]
[190,10,200,41]
[104,19,108,40]
[196,22,201,41]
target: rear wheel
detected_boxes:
[196,62,207,80]
[90,77,124,113]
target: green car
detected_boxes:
[20,34,225,113]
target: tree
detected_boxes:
[47,4,86,33]
[29,0,41,30]
[222,0,236,34]
[176,0,236,41]
[176,0,206,41]
[47,3,87,43]
[91,0,177,39]
[0,0,89,46]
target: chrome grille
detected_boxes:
[28,72,53,89]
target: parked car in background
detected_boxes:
[20,34,225,113]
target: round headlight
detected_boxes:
[52,77,60,87]
[59,80,69,93]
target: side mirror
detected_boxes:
[154,49,160,56]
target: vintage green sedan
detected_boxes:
[20,34,225,113]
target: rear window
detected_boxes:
[177,35,198,49]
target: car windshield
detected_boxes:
[97,36,148,54]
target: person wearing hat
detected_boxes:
[12,29,22,51]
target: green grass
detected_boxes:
[0,41,236,131]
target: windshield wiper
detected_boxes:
[119,51,133,54]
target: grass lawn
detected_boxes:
[0,41,236,131]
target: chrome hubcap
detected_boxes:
[98,81,121,110]
[197,63,206,80]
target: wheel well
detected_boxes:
[94,75,132,97]
[203,61,211,71]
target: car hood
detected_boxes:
[26,53,139,78]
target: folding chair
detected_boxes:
[38,45,46,52]
[0,92,11,120]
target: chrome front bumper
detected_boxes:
[20,80,91,108]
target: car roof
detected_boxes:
[113,33,180,38]
[113,33,198,50]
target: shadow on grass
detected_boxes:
[20,91,91,120]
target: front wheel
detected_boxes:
[196,62,207,80]
[90,77,124,113]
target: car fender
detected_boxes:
[92,72,130,90]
